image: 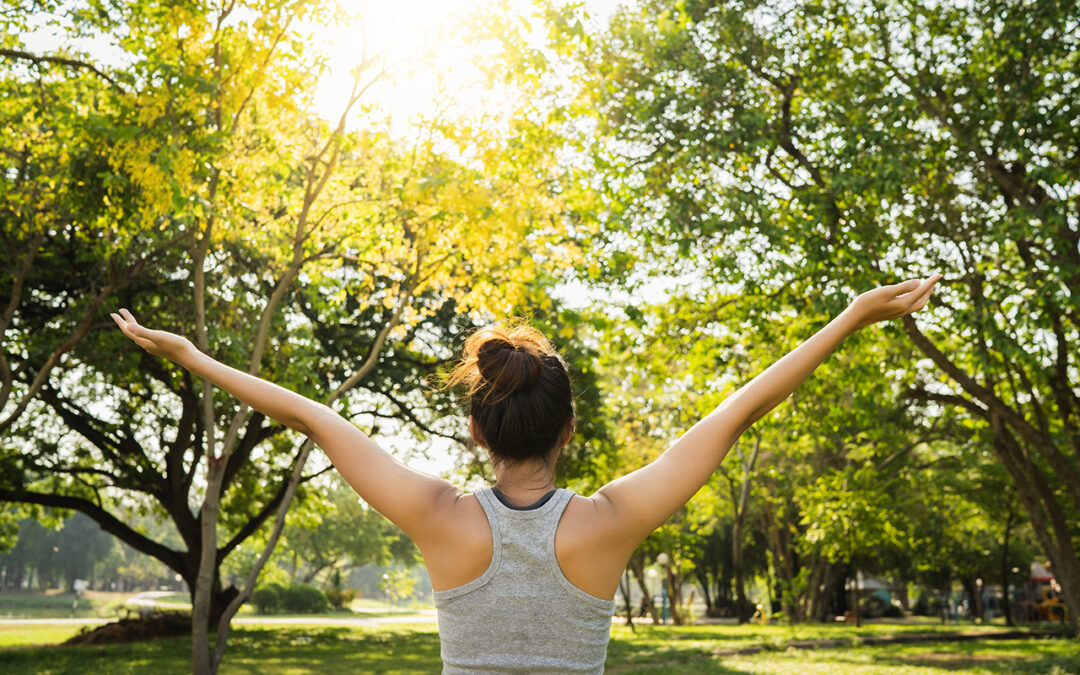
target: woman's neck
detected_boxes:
[493,457,555,507]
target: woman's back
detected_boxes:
[435,488,615,674]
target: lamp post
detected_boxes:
[975,578,983,624]
[656,553,670,625]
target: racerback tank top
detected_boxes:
[433,487,616,673]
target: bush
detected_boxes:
[251,583,285,615]
[281,583,329,613]
[325,587,357,611]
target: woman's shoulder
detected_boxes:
[555,493,628,600]
[423,490,493,591]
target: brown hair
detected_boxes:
[446,323,574,463]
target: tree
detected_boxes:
[277,476,418,585]
[524,0,1080,624]
[380,567,418,609]
[0,511,133,591]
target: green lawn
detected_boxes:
[0,592,127,619]
[0,623,98,648]
[0,622,1076,674]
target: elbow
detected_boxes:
[293,401,333,438]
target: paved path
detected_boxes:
[124,591,439,625]
[0,618,109,626]
[0,614,437,628]
[127,591,180,608]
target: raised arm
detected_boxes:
[589,275,942,550]
[110,309,460,543]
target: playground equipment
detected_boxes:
[1015,561,1069,623]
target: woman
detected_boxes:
[112,274,940,673]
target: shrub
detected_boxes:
[325,587,357,611]
[281,583,329,613]
[251,583,285,615]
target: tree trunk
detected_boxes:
[960,578,977,623]
[733,517,748,623]
[851,569,861,628]
[619,569,635,630]
[730,434,760,623]
[629,553,660,624]
[1002,501,1015,627]
[665,563,684,625]
[805,552,827,622]
[990,416,1080,628]
[184,575,238,630]
[763,498,805,623]
[694,567,713,613]
[192,460,226,675]
[813,562,838,622]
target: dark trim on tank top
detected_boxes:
[491,487,558,511]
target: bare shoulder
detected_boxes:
[420,490,494,592]
[558,492,620,545]
[554,493,632,600]
[420,487,488,543]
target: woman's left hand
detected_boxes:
[847,274,942,329]
[111,309,196,363]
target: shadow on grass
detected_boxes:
[865,638,1080,674]
[5,623,1077,674]
[726,638,1080,675]
[0,626,444,675]
[606,627,757,674]
[222,627,442,674]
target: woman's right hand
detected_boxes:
[111,309,196,363]
[847,275,942,330]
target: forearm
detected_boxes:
[603,306,860,536]
[180,348,327,436]
[718,307,860,431]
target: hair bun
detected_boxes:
[444,322,575,462]
[476,336,543,396]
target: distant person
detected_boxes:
[112,275,940,673]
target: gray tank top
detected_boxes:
[433,487,617,674]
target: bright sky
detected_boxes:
[309,0,496,131]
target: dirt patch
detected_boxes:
[62,612,191,646]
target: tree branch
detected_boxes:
[0,488,183,570]
[0,48,124,90]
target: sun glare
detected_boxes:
[308,0,521,134]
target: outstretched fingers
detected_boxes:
[888,278,923,296]
[111,310,153,351]
[118,308,139,326]
[898,274,942,315]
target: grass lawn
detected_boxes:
[0,622,1076,673]
[0,623,97,648]
[0,591,130,619]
